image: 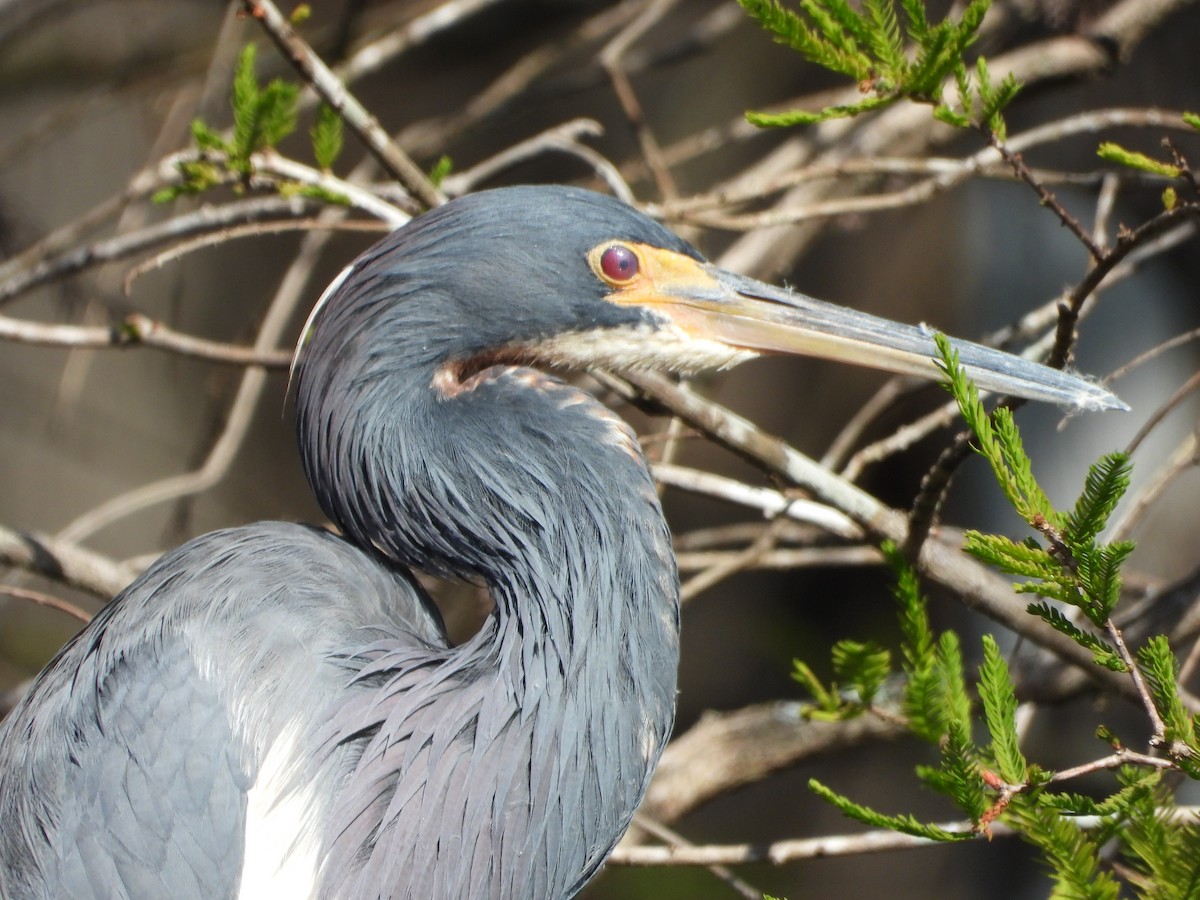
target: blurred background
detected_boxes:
[2,1,1200,897]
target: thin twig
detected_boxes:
[0,195,319,308]
[599,0,679,200]
[1124,369,1200,457]
[1048,749,1176,783]
[440,119,633,201]
[121,217,390,294]
[650,107,1191,226]
[1108,431,1200,543]
[631,816,764,900]
[0,585,92,626]
[679,517,786,604]
[333,0,507,87]
[0,312,291,368]
[675,546,880,572]
[1106,619,1169,745]
[653,463,863,538]
[614,820,990,866]
[1106,324,1200,387]
[612,805,1200,866]
[1048,204,1200,371]
[985,129,1104,261]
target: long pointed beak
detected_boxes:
[667,264,1125,412]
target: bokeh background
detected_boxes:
[3,1,1200,897]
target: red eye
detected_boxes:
[599,245,639,282]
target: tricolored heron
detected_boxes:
[0,186,1121,899]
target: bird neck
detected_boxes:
[299,360,680,692]
[297,350,681,896]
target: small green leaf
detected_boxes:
[809,779,975,841]
[792,658,841,714]
[979,636,1027,784]
[231,44,261,165]
[1026,602,1126,671]
[831,639,891,706]
[229,43,300,170]
[1097,142,1182,178]
[1136,637,1199,754]
[428,155,454,187]
[936,630,972,740]
[737,0,1007,130]
[747,97,896,129]
[1036,769,1160,818]
[259,80,300,148]
[931,720,987,819]
[293,184,351,206]
[932,105,970,128]
[310,104,344,171]
[962,531,1061,580]
[1182,111,1200,131]
[1005,800,1122,899]
[190,118,229,154]
[1066,453,1132,547]
[152,186,183,204]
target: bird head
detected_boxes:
[295,185,1123,413]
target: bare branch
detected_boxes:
[0,195,318,308]
[0,585,91,626]
[0,312,291,368]
[637,701,905,825]
[0,525,137,599]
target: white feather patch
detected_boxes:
[238,724,321,900]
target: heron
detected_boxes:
[0,185,1122,899]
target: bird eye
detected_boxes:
[599,245,640,283]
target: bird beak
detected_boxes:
[653,260,1125,413]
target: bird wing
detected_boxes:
[0,522,449,900]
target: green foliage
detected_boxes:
[1025,602,1127,671]
[1097,142,1183,178]
[229,44,299,173]
[791,657,845,718]
[1136,638,1200,776]
[935,334,1136,629]
[1005,801,1122,900]
[1185,112,1200,132]
[1035,770,1157,818]
[884,541,941,742]
[738,0,1017,133]
[310,104,344,172]
[790,640,891,720]
[1068,454,1133,546]
[428,155,454,188]
[808,778,974,842]
[156,44,350,204]
[804,349,1200,895]
[831,639,892,706]
[978,636,1027,783]
[918,717,987,819]
[934,335,1059,524]
[1121,769,1200,899]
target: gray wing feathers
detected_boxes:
[0,522,445,900]
[54,642,249,899]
